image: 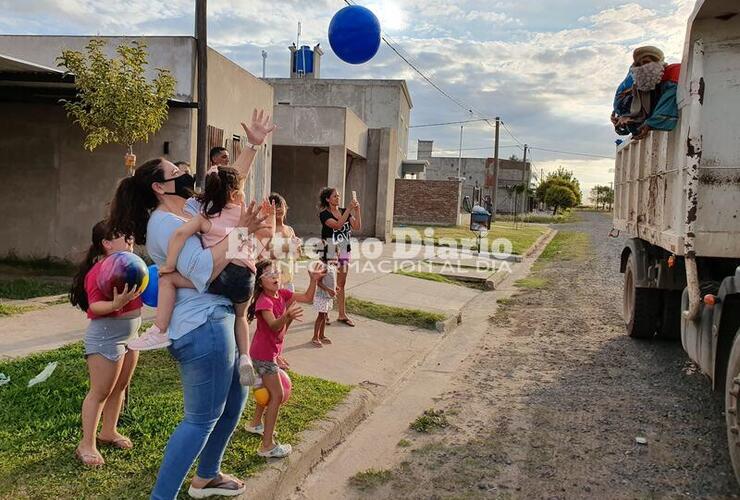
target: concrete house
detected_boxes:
[0,35,273,260]
[264,46,413,241]
[418,139,532,214]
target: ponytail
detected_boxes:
[69,220,116,311]
[108,158,164,245]
[197,166,243,218]
[247,260,273,321]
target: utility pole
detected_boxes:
[195,0,208,190]
[520,144,528,221]
[492,117,500,218]
[457,125,463,179]
[261,50,267,78]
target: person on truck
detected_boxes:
[610,46,681,141]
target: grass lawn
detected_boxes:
[393,223,548,256]
[497,208,579,224]
[0,278,70,300]
[513,231,591,290]
[395,270,484,290]
[346,296,445,330]
[0,343,350,499]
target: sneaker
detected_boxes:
[257,443,292,458]
[244,423,264,436]
[128,325,171,351]
[239,356,256,386]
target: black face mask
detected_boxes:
[160,173,195,199]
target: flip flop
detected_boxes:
[338,317,355,327]
[187,473,246,498]
[97,436,133,449]
[320,337,332,344]
[75,448,105,467]
[311,339,324,348]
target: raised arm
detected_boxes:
[349,199,362,231]
[322,209,352,231]
[292,264,326,304]
[260,303,303,333]
[233,109,275,178]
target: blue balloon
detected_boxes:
[141,264,159,308]
[328,5,381,65]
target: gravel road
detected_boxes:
[364,211,738,499]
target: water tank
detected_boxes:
[294,45,314,75]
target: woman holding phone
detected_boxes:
[317,187,361,327]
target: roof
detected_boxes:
[267,77,413,109]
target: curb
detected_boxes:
[241,384,380,500]
[435,312,462,333]
[485,228,556,290]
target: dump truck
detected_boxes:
[612,0,740,482]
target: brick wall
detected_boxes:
[393,179,461,226]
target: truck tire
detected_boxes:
[623,253,660,339]
[724,329,740,485]
[656,290,682,340]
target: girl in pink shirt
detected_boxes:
[245,259,323,458]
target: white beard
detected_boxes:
[632,62,666,91]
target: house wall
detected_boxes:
[206,48,274,202]
[393,179,461,226]
[0,103,192,260]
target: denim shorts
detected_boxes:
[253,359,279,376]
[85,317,142,362]
[208,263,255,304]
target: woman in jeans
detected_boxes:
[108,111,274,499]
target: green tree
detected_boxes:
[57,39,176,172]
[536,167,582,207]
[544,185,577,215]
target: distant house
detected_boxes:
[417,139,532,214]
[0,35,273,260]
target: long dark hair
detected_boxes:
[108,158,165,245]
[196,166,244,218]
[69,220,117,312]
[318,187,336,210]
[269,192,287,219]
[247,260,274,322]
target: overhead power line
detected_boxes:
[528,146,615,160]
[410,118,496,129]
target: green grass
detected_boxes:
[393,223,548,256]
[345,296,445,331]
[395,270,484,290]
[0,278,70,300]
[0,303,37,317]
[0,253,76,277]
[538,231,590,264]
[349,468,393,491]
[0,343,351,499]
[397,439,412,448]
[410,409,449,433]
[515,276,548,289]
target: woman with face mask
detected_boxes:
[107,110,275,499]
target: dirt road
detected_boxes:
[350,211,737,498]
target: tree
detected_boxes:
[57,39,176,173]
[589,185,615,210]
[509,154,520,161]
[544,185,577,215]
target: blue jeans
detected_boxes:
[151,306,247,500]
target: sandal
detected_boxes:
[97,436,133,450]
[338,317,355,327]
[75,447,105,467]
[320,337,332,344]
[257,443,292,458]
[311,339,324,348]
[187,473,246,498]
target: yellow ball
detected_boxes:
[253,386,270,406]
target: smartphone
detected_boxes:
[352,190,357,202]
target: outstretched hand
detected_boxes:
[241,109,276,146]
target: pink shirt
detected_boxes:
[84,261,143,319]
[201,203,256,272]
[249,289,294,362]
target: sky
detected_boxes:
[0,0,696,199]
